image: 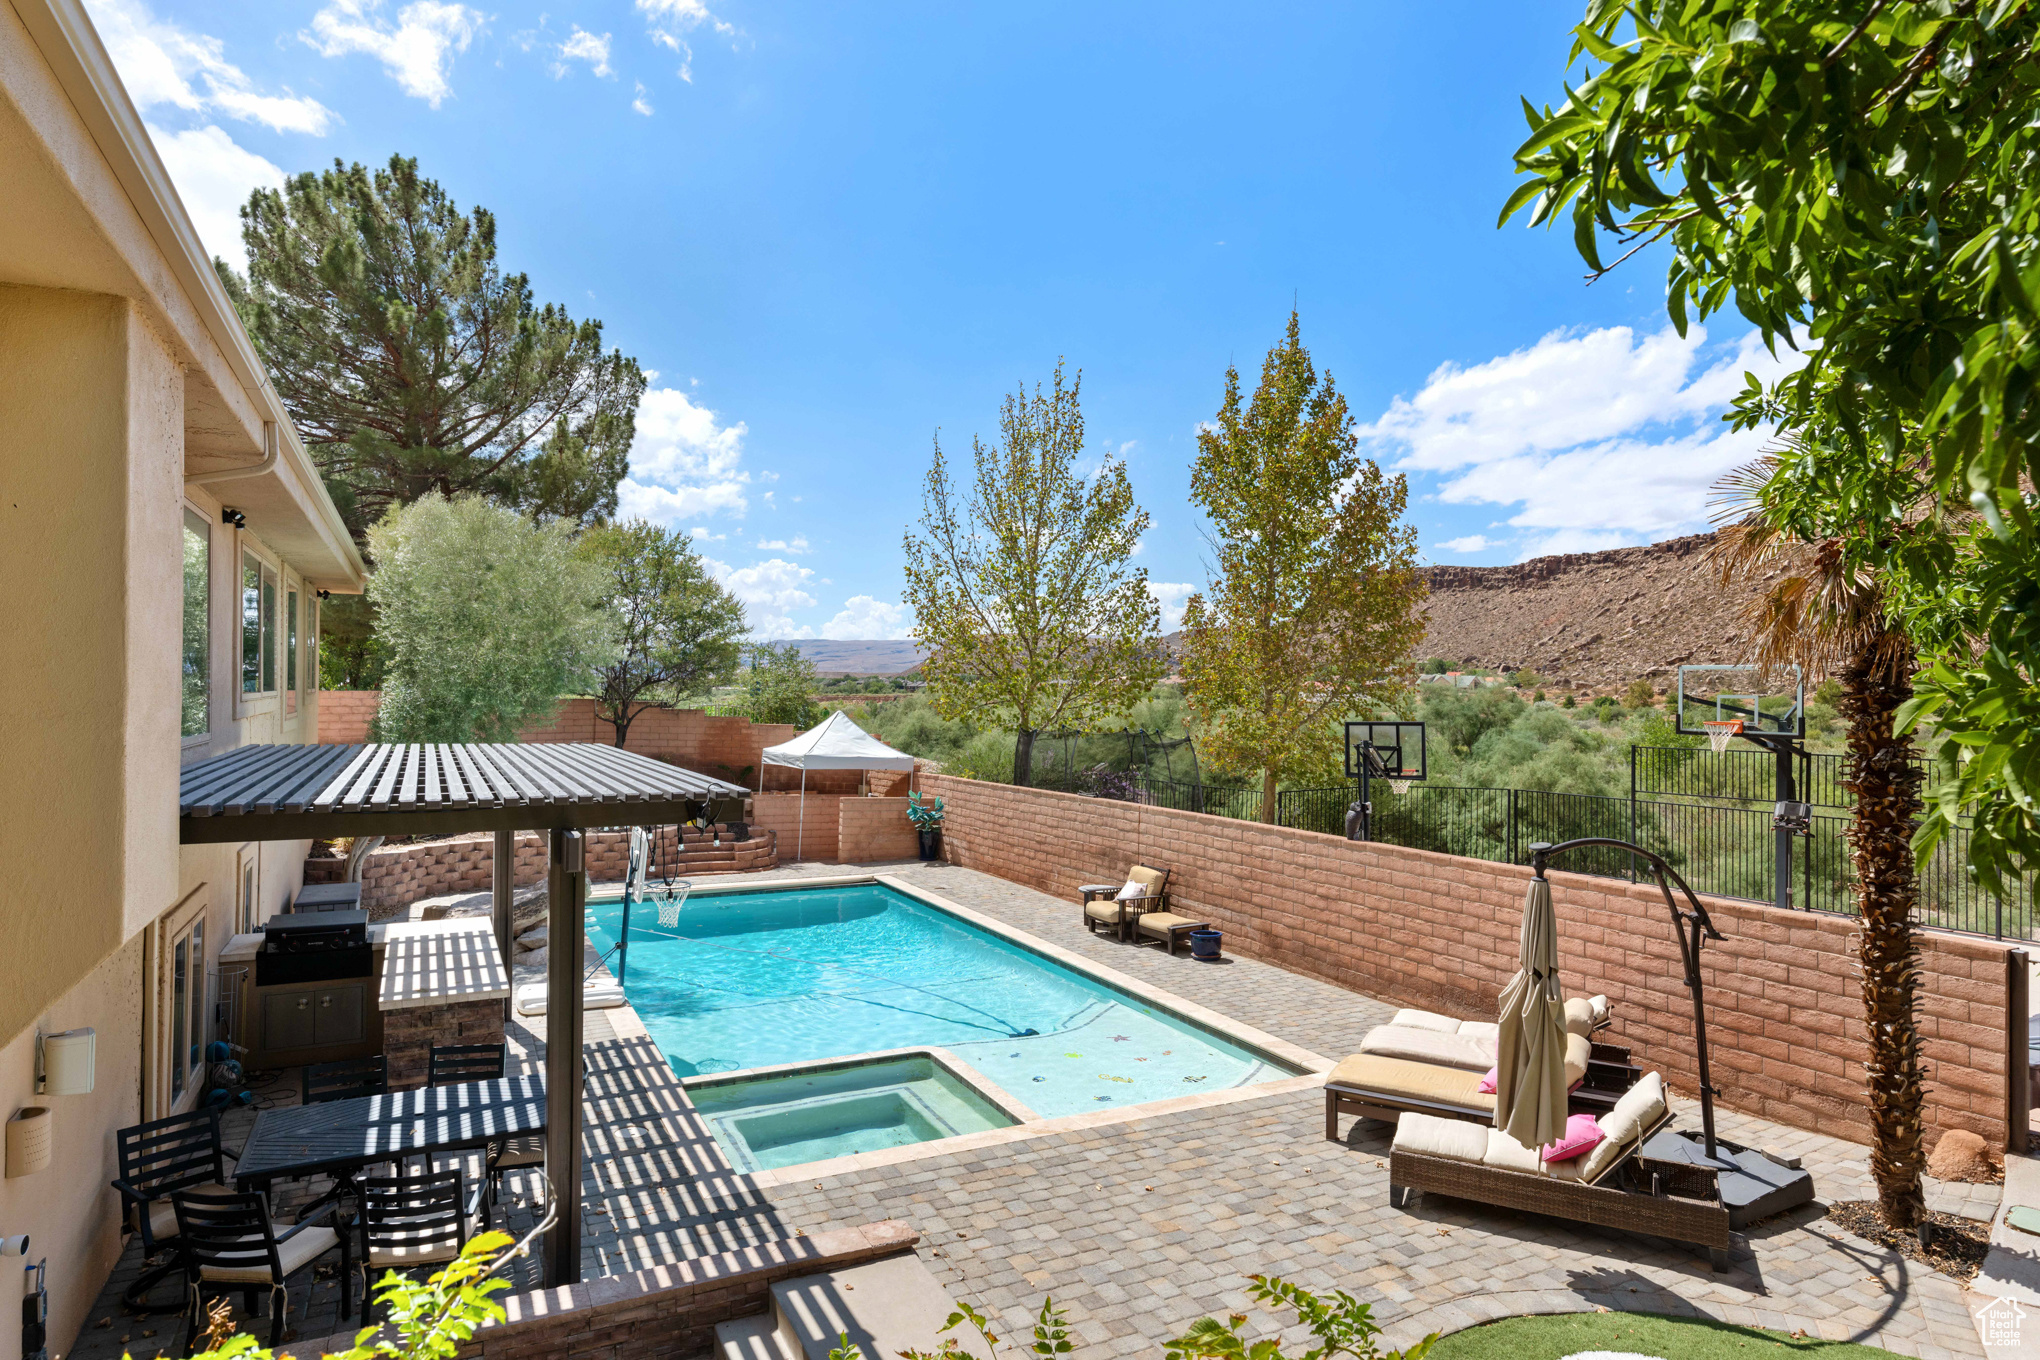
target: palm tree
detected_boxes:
[1711,435,1928,1231]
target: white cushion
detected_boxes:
[1562,998,1596,1036]
[368,1236,460,1270]
[1564,1032,1592,1087]
[147,1183,232,1241]
[200,1225,338,1285]
[1481,1128,1543,1174]
[1577,1072,1665,1182]
[1587,994,1610,1025]
[1388,1008,1461,1034]
[514,982,625,1016]
[1391,1113,1487,1163]
[1359,1026,1495,1073]
[1455,1021,1500,1046]
[1114,879,1144,900]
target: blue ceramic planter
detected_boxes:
[1189,929,1223,960]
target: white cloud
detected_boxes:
[755,536,809,554]
[1360,324,1802,560]
[637,0,735,36]
[1147,581,1195,633]
[616,386,750,526]
[822,596,911,640]
[689,526,725,542]
[1435,534,1493,555]
[303,0,483,107]
[632,81,654,115]
[554,27,612,79]
[87,0,336,134]
[705,556,818,637]
[146,124,285,269]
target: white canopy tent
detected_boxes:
[761,710,917,858]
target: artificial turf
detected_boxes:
[1426,1310,1898,1358]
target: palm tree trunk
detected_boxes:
[1840,635,1927,1229]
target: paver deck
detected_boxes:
[71,861,1997,1360]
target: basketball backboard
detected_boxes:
[1676,664,1804,739]
[1344,721,1427,781]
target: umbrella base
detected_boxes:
[1639,1128,1816,1228]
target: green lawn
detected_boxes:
[1428,1311,1898,1358]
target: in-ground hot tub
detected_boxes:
[682,1049,1035,1172]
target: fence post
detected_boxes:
[1628,746,1638,882]
[1508,788,1518,865]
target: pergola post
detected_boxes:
[544,828,586,1286]
[492,828,515,1022]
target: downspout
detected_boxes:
[185,420,280,487]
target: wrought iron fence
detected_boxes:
[1130,770,2034,942]
[1629,744,1926,809]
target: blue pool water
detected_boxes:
[586,883,1293,1118]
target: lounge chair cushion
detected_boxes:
[1481,1127,1543,1174]
[148,1182,232,1241]
[1127,865,1167,896]
[1326,1054,1496,1113]
[1393,1113,1487,1163]
[1084,900,1126,925]
[1563,1031,1591,1087]
[1457,1020,1500,1046]
[1134,911,1206,938]
[1114,879,1145,900]
[1577,1072,1666,1182]
[1359,1025,1496,1073]
[1388,1008,1460,1033]
[1563,998,1596,1036]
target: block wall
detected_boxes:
[840,796,918,863]
[925,774,2019,1147]
[384,996,505,1089]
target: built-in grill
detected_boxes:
[256,910,372,987]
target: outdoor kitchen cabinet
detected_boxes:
[222,934,386,1069]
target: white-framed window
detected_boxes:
[286,587,299,714]
[237,847,259,935]
[181,508,210,738]
[241,549,279,696]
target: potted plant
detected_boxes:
[907,792,945,861]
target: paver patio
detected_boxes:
[71,860,1999,1360]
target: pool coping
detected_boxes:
[679,1044,1046,1124]
[605,871,1336,1186]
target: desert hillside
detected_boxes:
[1419,533,1808,697]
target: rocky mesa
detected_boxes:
[1418,532,1808,697]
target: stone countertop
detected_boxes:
[378,918,509,1010]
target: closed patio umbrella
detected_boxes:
[1494,874,1569,1150]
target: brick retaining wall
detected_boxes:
[303,1221,921,1360]
[926,774,2019,1148]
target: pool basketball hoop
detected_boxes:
[655,881,691,928]
[1703,719,1743,754]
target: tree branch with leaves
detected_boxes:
[581,519,747,746]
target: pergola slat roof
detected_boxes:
[179,742,750,844]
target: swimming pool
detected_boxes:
[585,881,1296,1120]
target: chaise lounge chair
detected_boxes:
[1387,1073,1732,1269]
[1081,865,1171,943]
[1323,996,1608,1139]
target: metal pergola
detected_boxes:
[178,742,749,1285]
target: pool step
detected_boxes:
[714,1253,990,1360]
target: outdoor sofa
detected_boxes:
[1387,1072,1733,1269]
[1323,996,1610,1138]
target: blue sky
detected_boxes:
[93,0,1796,639]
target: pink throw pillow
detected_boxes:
[1477,1066,1498,1094]
[1542,1113,1604,1163]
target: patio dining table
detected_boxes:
[231,1074,547,1192]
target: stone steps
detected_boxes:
[715,1253,989,1360]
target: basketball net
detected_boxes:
[1387,778,1412,795]
[1703,719,1743,754]
[655,879,692,928]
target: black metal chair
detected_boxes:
[355,1171,486,1320]
[172,1189,349,1353]
[302,1054,389,1104]
[427,1043,505,1086]
[112,1108,233,1314]
[425,1042,534,1207]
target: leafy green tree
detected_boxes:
[368,494,616,741]
[319,595,388,691]
[1180,313,1427,821]
[740,642,823,727]
[581,520,746,747]
[1502,0,2039,892]
[219,154,645,539]
[903,363,1164,786]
